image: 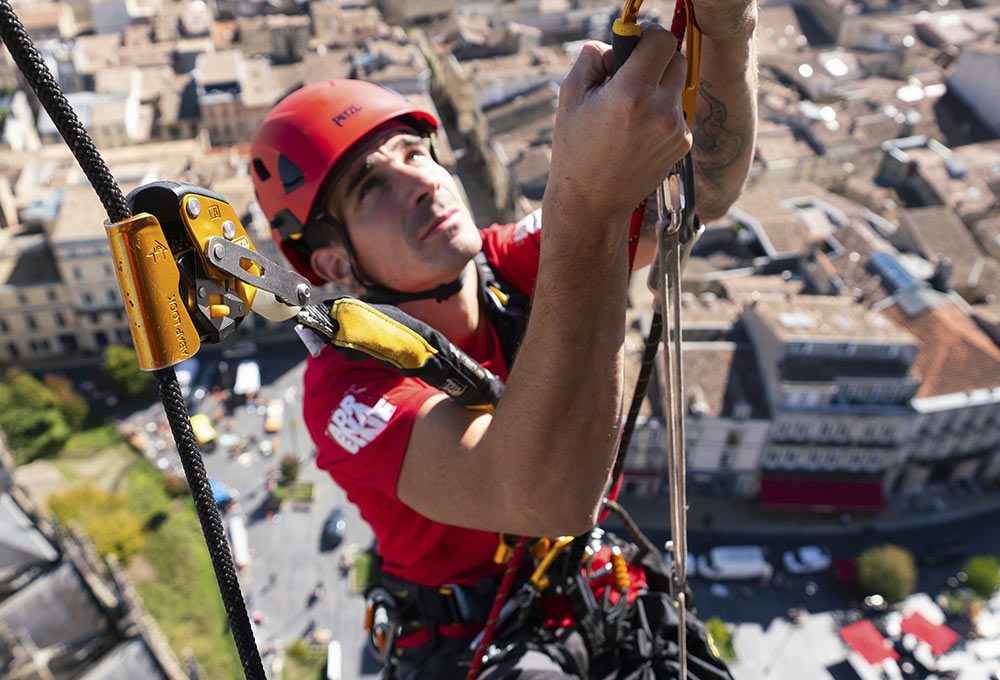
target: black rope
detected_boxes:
[612,311,663,491]
[0,5,265,677]
[155,371,266,679]
[601,498,660,558]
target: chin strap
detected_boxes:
[361,266,468,305]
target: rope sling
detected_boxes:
[0,0,705,675]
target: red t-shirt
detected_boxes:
[303,212,544,587]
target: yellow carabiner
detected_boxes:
[681,2,702,124]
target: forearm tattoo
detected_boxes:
[692,78,755,220]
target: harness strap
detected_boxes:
[475,251,530,370]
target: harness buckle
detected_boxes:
[365,587,400,664]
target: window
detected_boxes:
[719,451,733,470]
[844,384,858,402]
[847,450,866,471]
[81,291,94,306]
[878,345,899,359]
[788,343,813,355]
[0,318,7,333]
[775,422,791,441]
[883,385,900,404]
[835,343,856,356]
[47,289,57,301]
[782,449,798,469]
[794,421,810,442]
[73,265,83,280]
[869,384,883,402]
[54,311,65,327]
[818,422,833,442]
[25,314,36,330]
[16,292,27,304]
[861,423,877,443]
[806,449,822,470]
[763,449,781,469]
[868,452,884,471]
[879,424,894,443]
[103,263,113,277]
[106,289,118,304]
[836,422,852,443]
[7,343,17,358]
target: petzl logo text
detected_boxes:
[332,105,363,127]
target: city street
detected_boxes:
[121,338,380,679]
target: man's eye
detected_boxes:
[358,177,381,200]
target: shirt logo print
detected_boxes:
[326,393,396,454]
[513,209,541,243]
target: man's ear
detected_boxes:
[310,245,364,294]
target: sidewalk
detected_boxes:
[611,487,1000,537]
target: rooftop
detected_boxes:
[0,228,61,287]
[750,293,917,344]
[898,144,997,217]
[719,274,807,308]
[883,299,1000,398]
[682,342,770,419]
[896,205,988,292]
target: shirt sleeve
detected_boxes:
[303,350,441,499]
[480,209,542,297]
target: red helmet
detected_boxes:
[250,79,438,284]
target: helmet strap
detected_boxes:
[361,268,468,305]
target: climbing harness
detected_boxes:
[0,0,718,675]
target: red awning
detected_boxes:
[901,612,958,656]
[760,477,885,512]
[840,620,899,666]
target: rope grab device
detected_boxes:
[0,0,713,675]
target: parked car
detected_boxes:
[697,546,773,581]
[326,640,342,680]
[264,398,285,433]
[190,414,218,452]
[782,545,833,574]
[321,508,347,551]
[918,541,966,568]
[228,515,251,569]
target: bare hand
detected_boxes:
[545,24,692,230]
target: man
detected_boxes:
[251,12,756,678]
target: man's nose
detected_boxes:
[396,162,439,207]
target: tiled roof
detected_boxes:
[825,220,897,303]
[883,300,1000,397]
[681,343,770,418]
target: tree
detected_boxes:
[280,454,299,485]
[963,555,1000,600]
[857,544,917,604]
[48,482,145,564]
[101,345,155,403]
[0,369,73,464]
[43,374,90,428]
